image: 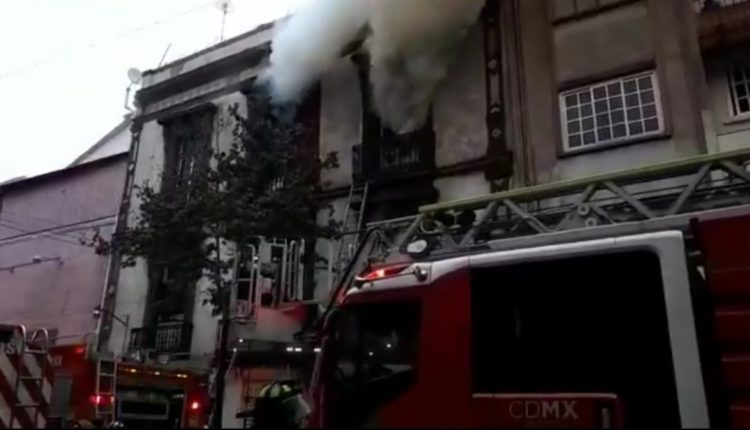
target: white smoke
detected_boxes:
[267,0,484,133]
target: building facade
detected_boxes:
[0,118,130,346]
[102,0,750,426]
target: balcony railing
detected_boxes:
[128,321,193,356]
[352,129,436,183]
[694,0,750,51]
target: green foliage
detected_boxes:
[108,92,338,316]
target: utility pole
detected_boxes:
[211,295,231,428]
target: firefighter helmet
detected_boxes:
[252,381,311,428]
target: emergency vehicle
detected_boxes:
[0,325,54,429]
[307,148,750,428]
[45,344,209,428]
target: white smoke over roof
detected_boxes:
[266,0,484,133]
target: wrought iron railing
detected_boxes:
[352,130,436,183]
[128,321,193,355]
[694,0,750,50]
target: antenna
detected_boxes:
[215,0,234,42]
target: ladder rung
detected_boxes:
[15,403,40,408]
[99,373,116,377]
[25,349,46,355]
[96,392,115,396]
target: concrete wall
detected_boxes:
[523,0,709,184]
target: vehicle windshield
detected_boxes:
[331,300,420,426]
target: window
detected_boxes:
[561,72,664,152]
[332,301,421,427]
[471,251,680,427]
[729,61,750,117]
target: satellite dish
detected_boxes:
[214,0,234,13]
[127,67,142,85]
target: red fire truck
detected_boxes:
[0,325,54,429]
[46,344,209,428]
[307,149,750,428]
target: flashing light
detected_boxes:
[128,368,137,374]
[75,346,86,355]
[286,346,294,352]
[314,347,321,353]
[359,264,411,282]
[90,394,112,406]
[154,371,161,376]
[294,347,303,353]
[190,401,201,411]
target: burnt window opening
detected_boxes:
[159,105,217,201]
[471,251,680,428]
[351,53,436,183]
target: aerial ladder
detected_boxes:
[322,147,750,321]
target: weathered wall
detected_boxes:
[527,0,708,184]
[0,156,127,345]
[433,27,488,168]
[704,56,750,153]
[109,92,246,361]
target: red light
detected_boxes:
[190,401,201,411]
[75,346,86,354]
[360,264,410,282]
[90,394,112,406]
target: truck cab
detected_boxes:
[311,230,712,428]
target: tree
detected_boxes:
[104,90,338,427]
[109,91,337,316]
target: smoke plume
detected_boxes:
[267,0,484,133]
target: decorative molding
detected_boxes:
[482,0,514,181]
[137,44,270,110]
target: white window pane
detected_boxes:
[561,72,662,150]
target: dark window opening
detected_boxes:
[471,251,680,427]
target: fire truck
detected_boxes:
[306,148,750,428]
[0,325,54,429]
[44,343,209,429]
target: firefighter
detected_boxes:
[251,381,311,429]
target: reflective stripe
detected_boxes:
[258,383,293,399]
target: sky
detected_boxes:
[0,0,311,183]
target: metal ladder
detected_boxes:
[380,148,750,258]
[11,326,50,428]
[333,181,370,285]
[94,354,118,422]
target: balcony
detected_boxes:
[128,321,193,357]
[694,0,750,52]
[352,129,436,183]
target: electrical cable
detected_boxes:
[0,220,100,248]
[0,1,215,82]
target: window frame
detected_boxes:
[559,71,665,154]
[727,60,750,120]
[553,0,639,23]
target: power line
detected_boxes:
[0,215,116,247]
[0,221,90,248]
[0,2,215,82]
[0,212,89,241]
